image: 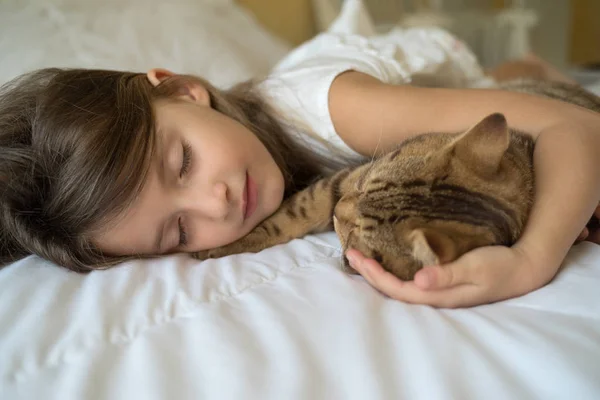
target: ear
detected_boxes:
[452,113,510,176]
[146,68,175,87]
[146,68,210,106]
[408,228,457,266]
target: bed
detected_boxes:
[1,1,599,399]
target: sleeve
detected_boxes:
[257,29,493,159]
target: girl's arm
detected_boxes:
[329,71,600,307]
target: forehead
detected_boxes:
[92,163,165,256]
[91,128,166,256]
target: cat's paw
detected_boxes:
[191,248,229,261]
[192,244,246,261]
[191,250,212,261]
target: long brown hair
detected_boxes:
[0,68,345,272]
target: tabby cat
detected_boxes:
[194,80,600,280]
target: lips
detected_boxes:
[243,171,257,220]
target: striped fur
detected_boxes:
[333,116,535,280]
[194,80,600,280]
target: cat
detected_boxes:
[194,80,600,281]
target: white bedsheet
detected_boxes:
[1,1,600,398]
[1,233,599,399]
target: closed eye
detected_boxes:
[180,140,192,177]
[178,217,188,247]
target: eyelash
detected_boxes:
[178,217,188,247]
[180,141,192,178]
[177,141,192,247]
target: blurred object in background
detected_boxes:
[312,0,600,90]
[569,0,600,94]
[570,0,600,69]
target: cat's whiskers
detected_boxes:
[362,111,385,179]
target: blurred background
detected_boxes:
[247,0,600,86]
[314,1,599,68]
[1,0,599,89]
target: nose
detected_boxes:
[186,181,231,221]
[209,181,230,219]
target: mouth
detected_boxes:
[243,171,258,221]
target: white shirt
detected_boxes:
[257,28,495,161]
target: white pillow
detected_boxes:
[0,0,292,88]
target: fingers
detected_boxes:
[345,246,545,308]
[414,266,458,289]
[346,250,394,286]
[347,248,477,290]
[355,257,411,295]
[347,250,415,297]
[346,248,481,307]
[387,280,477,307]
[414,257,479,290]
[347,247,478,292]
[345,248,368,274]
[359,263,480,307]
[576,227,589,243]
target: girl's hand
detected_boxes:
[348,202,600,308]
[575,204,600,244]
[346,244,558,308]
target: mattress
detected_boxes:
[1,233,599,399]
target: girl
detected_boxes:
[1,27,600,308]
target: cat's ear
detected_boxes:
[408,229,457,266]
[452,113,510,176]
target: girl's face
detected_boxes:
[93,70,284,256]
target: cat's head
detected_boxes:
[333,113,534,280]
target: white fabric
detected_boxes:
[259,0,495,159]
[1,1,600,399]
[0,0,291,88]
[1,234,600,399]
[587,80,600,96]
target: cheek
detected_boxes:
[261,164,285,214]
[196,222,248,250]
[334,216,373,260]
[333,195,360,240]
